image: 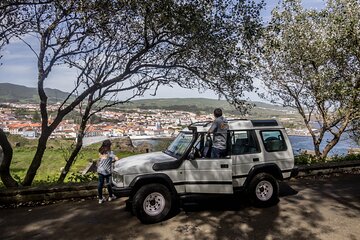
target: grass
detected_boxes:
[1,136,137,187]
[9,147,136,184]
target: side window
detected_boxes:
[231,130,260,155]
[261,130,287,152]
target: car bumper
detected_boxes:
[112,185,132,198]
[284,167,299,180]
[290,167,299,178]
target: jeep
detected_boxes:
[112,119,298,223]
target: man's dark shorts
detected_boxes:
[211,147,227,158]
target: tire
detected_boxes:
[248,173,279,207]
[132,183,172,224]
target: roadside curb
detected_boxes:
[0,183,98,205]
[296,160,360,177]
[1,160,359,205]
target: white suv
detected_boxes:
[112,119,298,223]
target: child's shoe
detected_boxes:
[108,195,117,202]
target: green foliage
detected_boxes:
[59,142,83,166]
[3,138,136,186]
[295,154,325,165]
[261,0,360,158]
[331,154,360,162]
[67,172,97,183]
[295,153,360,165]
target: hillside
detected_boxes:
[125,98,296,118]
[129,98,288,110]
[0,83,71,103]
[0,83,298,118]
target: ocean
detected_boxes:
[133,134,359,156]
[84,133,359,156]
[289,133,359,156]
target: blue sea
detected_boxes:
[85,133,359,156]
[133,133,359,157]
[289,133,359,156]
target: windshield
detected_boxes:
[165,132,193,158]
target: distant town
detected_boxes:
[0,102,310,140]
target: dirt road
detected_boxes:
[1,173,359,240]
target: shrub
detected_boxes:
[295,153,360,165]
[67,172,97,183]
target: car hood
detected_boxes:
[113,151,176,175]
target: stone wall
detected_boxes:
[1,160,359,206]
[0,183,98,205]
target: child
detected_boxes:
[97,139,119,204]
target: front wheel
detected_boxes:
[132,183,172,224]
[248,173,279,207]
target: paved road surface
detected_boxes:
[1,173,359,240]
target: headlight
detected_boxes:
[112,172,124,187]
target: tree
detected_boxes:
[260,0,360,158]
[0,1,43,186]
[0,129,18,188]
[57,38,159,182]
[2,0,263,186]
[350,120,360,144]
[57,0,264,182]
[0,1,22,61]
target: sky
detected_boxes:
[0,0,325,102]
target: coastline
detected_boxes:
[82,133,359,156]
[288,134,312,137]
[128,135,174,140]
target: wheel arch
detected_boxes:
[243,163,283,188]
[129,173,178,198]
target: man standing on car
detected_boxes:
[207,108,229,158]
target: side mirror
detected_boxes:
[188,151,196,160]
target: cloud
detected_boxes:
[0,0,323,103]
[45,65,79,92]
[0,64,32,73]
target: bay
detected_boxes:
[289,132,359,156]
[133,134,359,156]
[84,133,359,156]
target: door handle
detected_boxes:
[220,164,229,168]
[253,158,259,162]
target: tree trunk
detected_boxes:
[21,130,51,186]
[321,135,341,159]
[0,129,18,188]
[57,133,84,183]
[303,119,322,159]
[313,142,322,158]
[57,95,93,183]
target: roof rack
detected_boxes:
[227,118,248,122]
[251,120,278,127]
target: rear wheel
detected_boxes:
[248,173,279,207]
[132,183,172,224]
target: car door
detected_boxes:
[184,134,233,194]
[231,130,264,187]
